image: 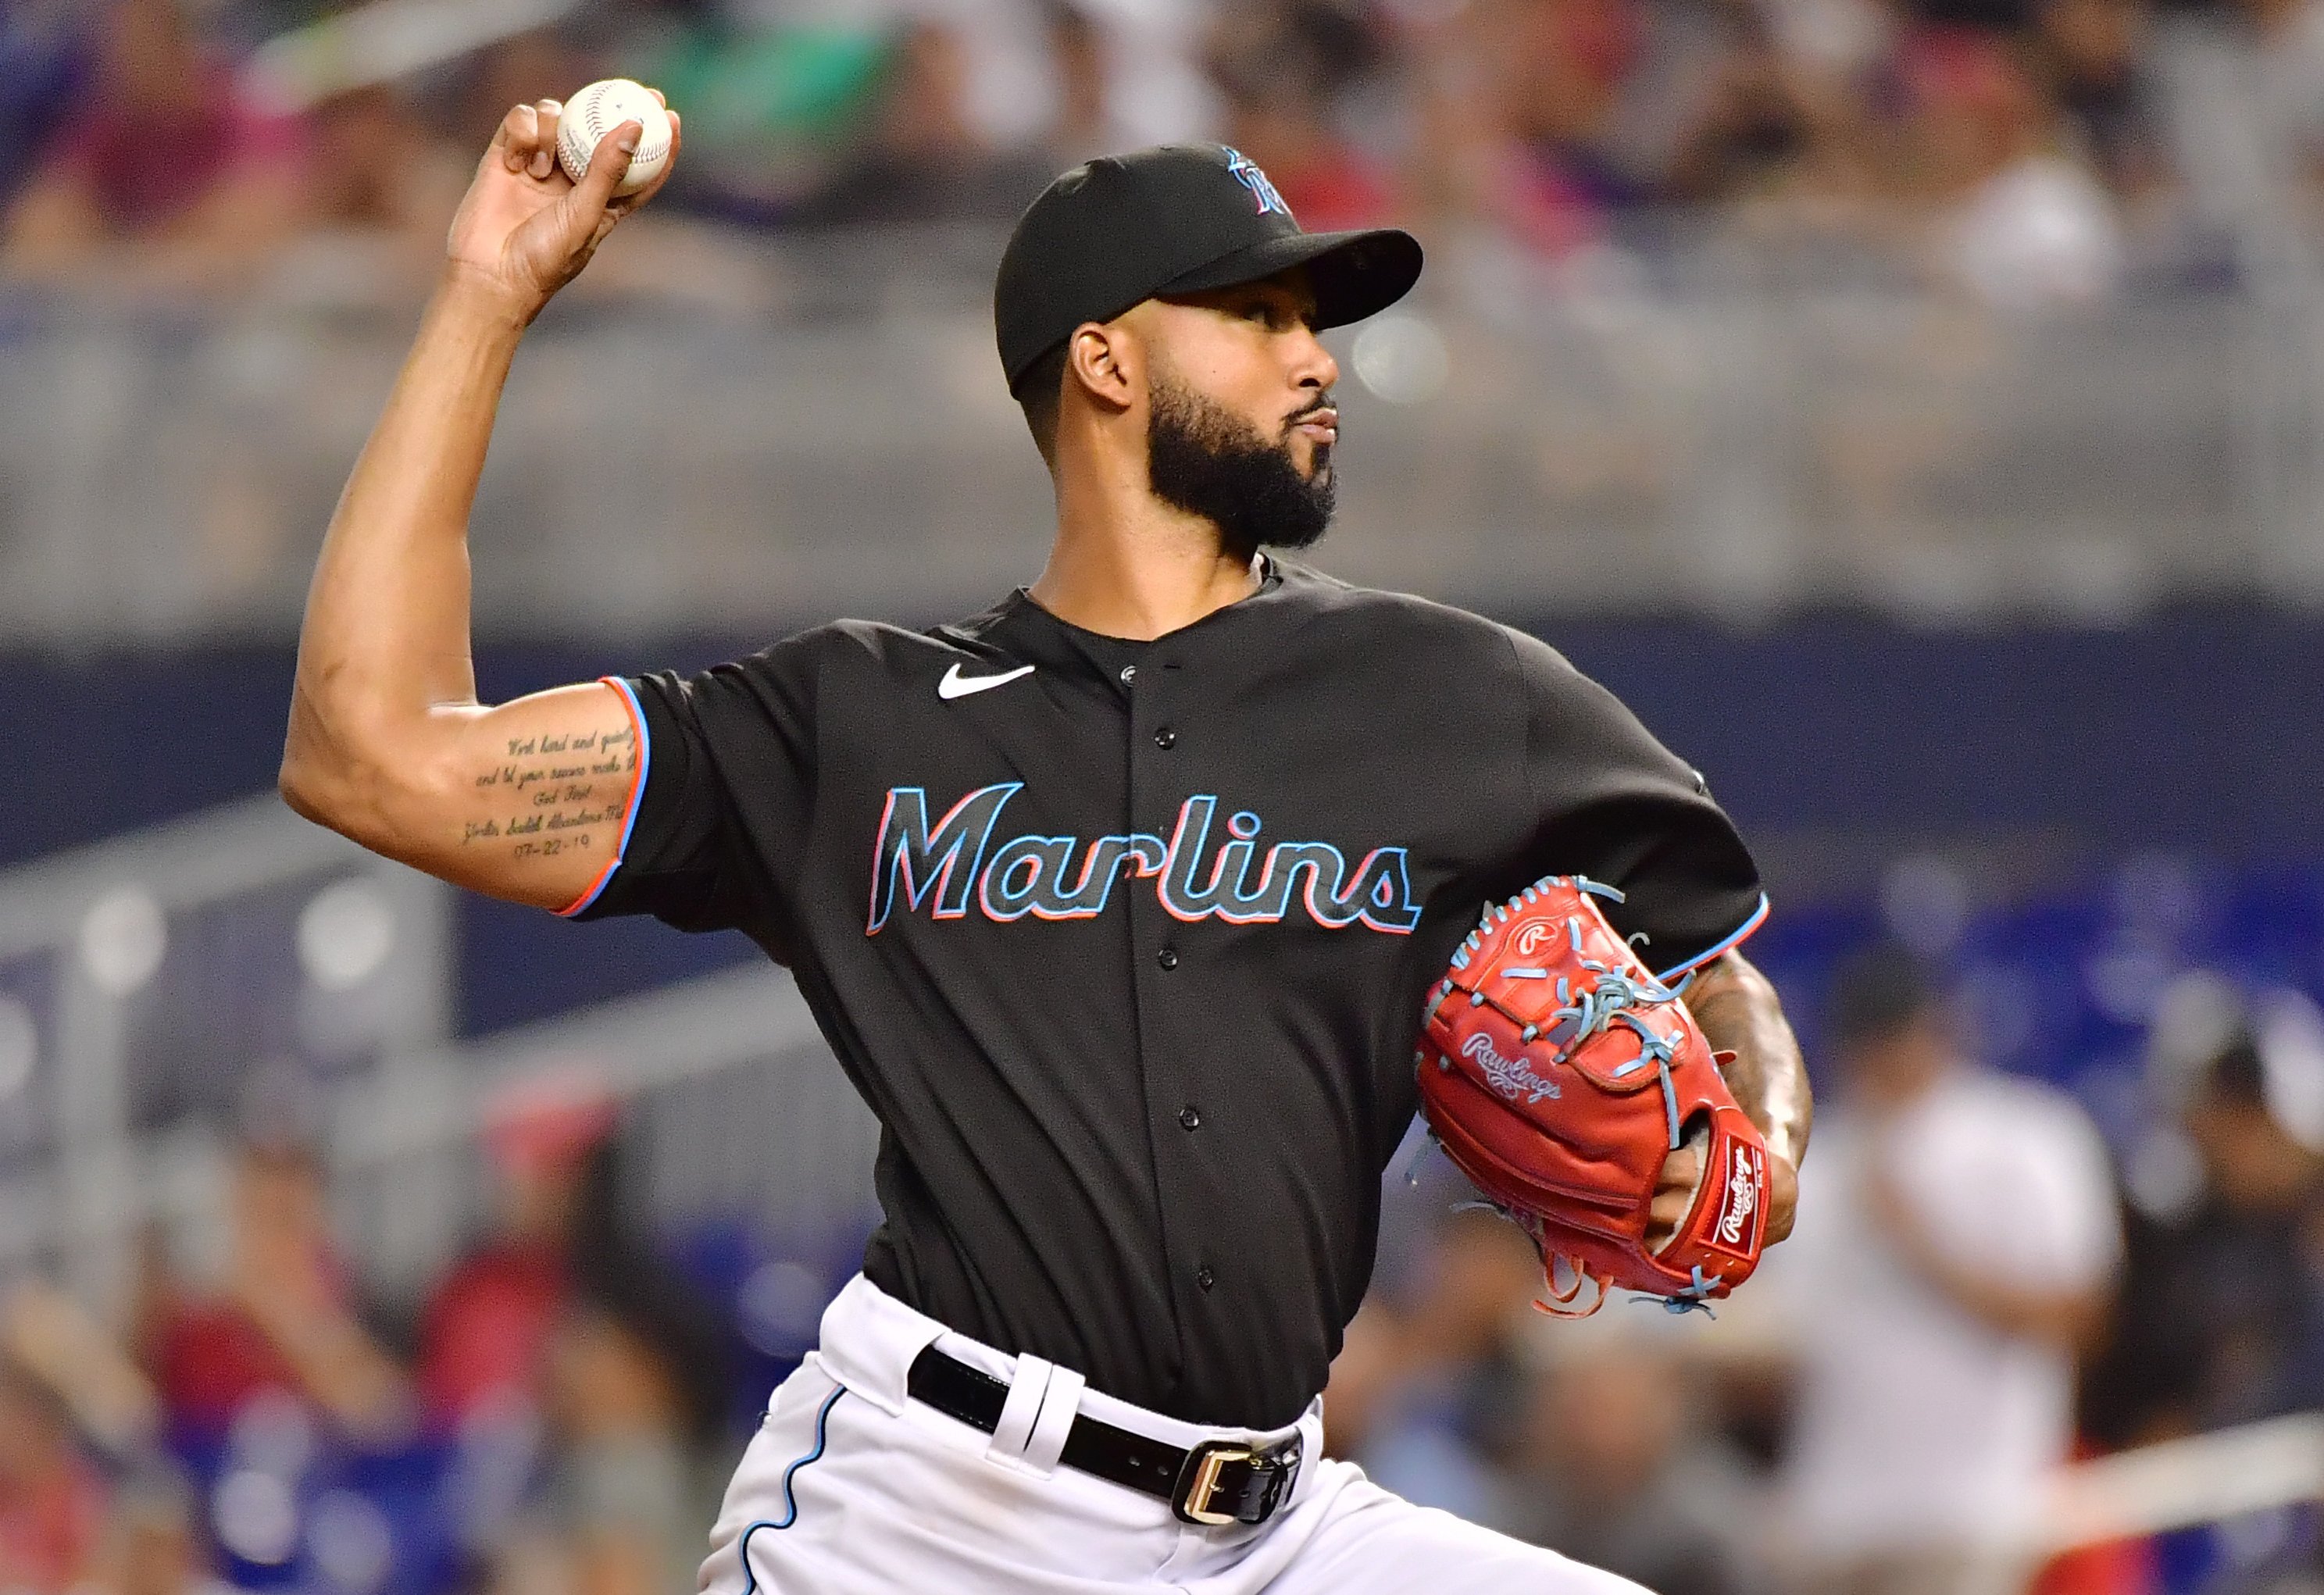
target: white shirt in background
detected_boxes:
[1772,1067,2122,1557]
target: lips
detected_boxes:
[1291,407,1339,444]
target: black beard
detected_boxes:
[1146,372,1336,564]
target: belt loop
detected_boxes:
[987,1354,1054,1466]
[1019,1365,1085,1476]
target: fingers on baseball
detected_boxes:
[494,101,566,181]
[528,101,564,181]
[494,102,531,169]
[607,110,683,214]
[572,120,641,213]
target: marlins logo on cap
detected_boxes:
[1223,148,1292,219]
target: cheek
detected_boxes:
[1164,332,1289,428]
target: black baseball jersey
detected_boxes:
[569,558,1765,1429]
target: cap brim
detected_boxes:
[1155,227,1423,330]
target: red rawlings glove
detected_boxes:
[1415,874,1770,1316]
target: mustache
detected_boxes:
[1284,392,1337,434]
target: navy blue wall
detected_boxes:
[5,604,2316,1032]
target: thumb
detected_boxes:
[566,118,641,221]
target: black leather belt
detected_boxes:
[905,1344,1302,1525]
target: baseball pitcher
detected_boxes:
[282,104,1813,1593]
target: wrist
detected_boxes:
[434,262,541,334]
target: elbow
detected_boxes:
[278,738,331,827]
[278,713,464,869]
[279,682,400,840]
[278,757,343,834]
[277,708,399,847]
[278,707,352,833]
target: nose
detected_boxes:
[1288,323,1338,396]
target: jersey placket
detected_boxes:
[1122,650,1218,1376]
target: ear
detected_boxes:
[1065,320,1139,416]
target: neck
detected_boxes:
[1030,456,1261,640]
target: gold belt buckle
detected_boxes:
[1177,1442,1258,1525]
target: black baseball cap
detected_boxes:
[994,144,1423,394]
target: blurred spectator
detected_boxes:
[1601,0,1789,204]
[455,27,596,152]
[0,2,90,214]
[1760,0,1903,91]
[2219,0,2324,201]
[1473,0,1656,255]
[560,1138,730,1455]
[299,85,470,252]
[1042,0,1115,163]
[91,1473,220,1595]
[1894,27,2127,309]
[1323,1206,1540,1522]
[2,0,305,287]
[2033,0,2178,203]
[0,1357,107,1594]
[144,1140,411,1445]
[1666,18,1873,207]
[797,20,1055,226]
[489,1133,730,1595]
[2082,1017,2324,1444]
[535,1305,705,1595]
[1773,945,2120,1595]
[4,1277,160,1462]
[1502,1322,1760,1595]
[1206,1,1400,230]
[633,16,890,221]
[416,1079,613,1432]
[1051,0,1223,152]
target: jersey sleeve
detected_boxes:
[561,632,827,948]
[1506,627,1766,979]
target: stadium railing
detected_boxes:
[0,794,876,1319]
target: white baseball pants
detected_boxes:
[698,1274,1644,1594]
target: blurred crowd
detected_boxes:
[0,1079,741,1595]
[4,0,2324,313]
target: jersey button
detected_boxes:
[1156,946,1179,971]
[1178,1104,1201,1130]
[1119,665,1137,686]
[1153,726,1176,749]
[1196,1266,1216,1291]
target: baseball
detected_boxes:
[555,78,672,196]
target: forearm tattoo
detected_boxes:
[460,723,637,862]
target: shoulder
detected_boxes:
[1268,562,1545,674]
[1277,569,1648,734]
[688,618,987,684]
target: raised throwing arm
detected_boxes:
[280,98,679,911]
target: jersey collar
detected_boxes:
[941,555,1303,678]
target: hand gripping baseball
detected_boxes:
[1415,876,1772,1317]
[444,93,682,319]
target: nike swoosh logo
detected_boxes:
[937,662,1036,700]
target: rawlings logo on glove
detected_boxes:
[1415,875,1770,1316]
